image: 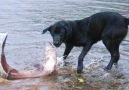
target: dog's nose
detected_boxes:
[53,42,60,47]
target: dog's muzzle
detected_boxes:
[53,41,61,47]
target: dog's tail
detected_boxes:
[125,18,129,25]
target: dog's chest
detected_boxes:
[67,34,87,46]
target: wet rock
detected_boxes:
[114,73,125,79]
[103,73,111,78]
[90,82,102,89]
[90,69,104,78]
[0,78,9,84]
[108,80,122,90]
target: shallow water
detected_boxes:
[0,0,129,90]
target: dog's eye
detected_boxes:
[54,30,60,34]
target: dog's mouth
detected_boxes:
[53,43,62,47]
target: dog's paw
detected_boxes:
[104,66,111,71]
[114,63,118,68]
[77,65,83,74]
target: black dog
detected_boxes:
[43,12,129,73]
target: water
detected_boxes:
[0,0,129,90]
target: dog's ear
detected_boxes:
[42,26,52,34]
[63,21,72,38]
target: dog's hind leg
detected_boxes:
[102,38,121,71]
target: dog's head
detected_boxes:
[42,20,72,47]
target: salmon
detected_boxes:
[0,33,58,80]
[8,42,58,80]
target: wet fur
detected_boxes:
[43,12,129,73]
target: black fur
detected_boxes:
[43,12,129,73]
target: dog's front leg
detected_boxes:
[63,44,73,59]
[77,43,93,73]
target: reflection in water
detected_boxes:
[0,0,129,90]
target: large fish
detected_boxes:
[0,33,61,80]
[8,42,58,80]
